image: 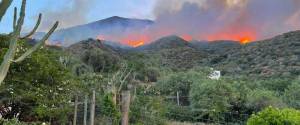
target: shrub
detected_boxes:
[246,89,286,112]
[189,78,233,121]
[0,118,48,125]
[130,95,166,125]
[98,94,121,125]
[247,107,300,125]
[165,104,195,122]
[283,80,300,109]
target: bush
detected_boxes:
[246,89,286,112]
[247,107,300,125]
[98,94,121,125]
[189,78,233,121]
[130,95,166,125]
[257,78,292,94]
[283,80,300,109]
[0,118,48,125]
[157,70,206,98]
[165,104,195,122]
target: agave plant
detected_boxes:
[0,0,59,84]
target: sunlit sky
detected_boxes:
[0,0,156,33]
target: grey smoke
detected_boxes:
[150,0,300,41]
[38,0,96,31]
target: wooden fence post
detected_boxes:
[177,91,180,106]
[90,90,96,125]
[83,94,88,125]
[73,95,78,125]
[121,90,131,125]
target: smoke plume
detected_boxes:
[39,0,96,31]
[148,0,300,42]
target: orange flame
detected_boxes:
[121,34,149,47]
[206,31,256,44]
[240,37,252,44]
[129,41,145,47]
[96,30,256,47]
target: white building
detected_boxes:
[208,70,221,80]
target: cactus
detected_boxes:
[0,0,59,84]
[0,0,12,22]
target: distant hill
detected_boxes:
[209,31,300,77]
[133,35,208,69]
[137,35,190,51]
[190,40,241,54]
[34,16,154,46]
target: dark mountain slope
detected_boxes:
[67,39,121,72]
[134,36,208,69]
[137,35,190,51]
[190,40,241,54]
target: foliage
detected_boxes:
[165,104,196,122]
[256,78,293,94]
[0,0,58,84]
[283,79,300,109]
[246,89,286,112]
[130,95,166,125]
[247,107,300,125]
[156,68,207,97]
[98,94,121,125]
[189,78,233,121]
[0,118,47,125]
[0,46,75,122]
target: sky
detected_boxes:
[0,0,157,33]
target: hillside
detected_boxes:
[209,31,300,77]
[137,35,190,51]
[67,39,121,72]
[190,40,241,54]
[132,36,208,69]
[65,30,300,77]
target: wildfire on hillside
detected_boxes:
[128,41,145,47]
[96,32,255,47]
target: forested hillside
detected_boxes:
[1,0,300,124]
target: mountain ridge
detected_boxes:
[33,16,154,46]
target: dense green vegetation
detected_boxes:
[247,107,300,125]
[1,1,300,123]
[1,32,300,125]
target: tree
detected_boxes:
[189,78,233,121]
[156,69,206,99]
[0,47,75,123]
[106,63,132,106]
[0,0,59,84]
